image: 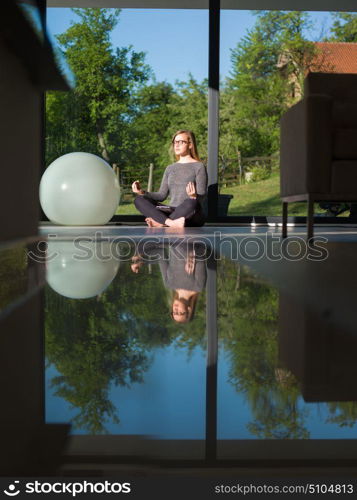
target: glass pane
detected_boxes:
[219,10,356,218]
[45,8,208,218]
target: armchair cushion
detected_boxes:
[331,160,357,193]
[332,102,357,127]
[305,72,357,102]
[280,94,332,196]
[333,129,357,160]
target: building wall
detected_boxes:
[0,42,41,243]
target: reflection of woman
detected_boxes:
[132,130,207,228]
[131,243,207,323]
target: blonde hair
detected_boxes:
[171,130,201,162]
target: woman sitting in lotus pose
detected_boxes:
[132,130,207,227]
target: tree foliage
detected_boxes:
[222,11,318,159]
[46,8,150,167]
[329,12,357,42]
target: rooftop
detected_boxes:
[312,42,357,74]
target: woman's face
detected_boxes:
[173,133,191,157]
[172,299,191,323]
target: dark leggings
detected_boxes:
[134,196,205,227]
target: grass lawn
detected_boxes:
[222,171,327,217]
[116,197,136,215]
[116,171,346,217]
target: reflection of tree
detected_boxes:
[247,391,309,439]
[46,289,150,434]
[46,263,168,434]
[325,402,357,428]
[48,253,357,437]
[218,258,309,439]
[46,261,206,433]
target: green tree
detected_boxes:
[127,76,208,191]
[127,81,176,188]
[46,8,151,167]
[329,13,357,42]
[167,76,208,161]
[224,11,317,158]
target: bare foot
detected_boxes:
[165,217,185,228]
[146,217,165,228]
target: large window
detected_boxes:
[219,10,356,219]
[45,5,357,221]
[46,8,208,217]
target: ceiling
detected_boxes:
[46,0,357,12]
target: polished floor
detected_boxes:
[2,225,357,474]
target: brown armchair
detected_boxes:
[280,72,357,239]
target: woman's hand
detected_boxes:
[186,181,197,199]
[185,251,196,275]
[132,180,145,195]
[131,255,143,273]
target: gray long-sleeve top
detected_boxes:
[144,161,207,207]
[159,248,207,292]
[136,242,207,292]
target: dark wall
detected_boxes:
[0,42,41,243]
[0,6,70,474]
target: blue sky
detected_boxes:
[46,8,333,84]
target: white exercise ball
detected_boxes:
[46,241,119,299]
[40,152,120,225]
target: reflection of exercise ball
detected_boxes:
[39,152,120,225]
[46,241,119,299]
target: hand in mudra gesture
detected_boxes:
[186,181,197,199]
[185,251,196,275]
[132,180,144,195]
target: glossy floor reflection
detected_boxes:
[45,241,208,452]
[2,230,357,471]
[42,237,357,464]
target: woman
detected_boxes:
[131,242,206,323]
[132,130,207,227]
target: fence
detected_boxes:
[116,164,157,203]
[220,154,279,188]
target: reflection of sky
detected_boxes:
[218,348,357,440]
[47,342,357,440]
[46,344,206,438]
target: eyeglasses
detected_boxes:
[173,140,189,145]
